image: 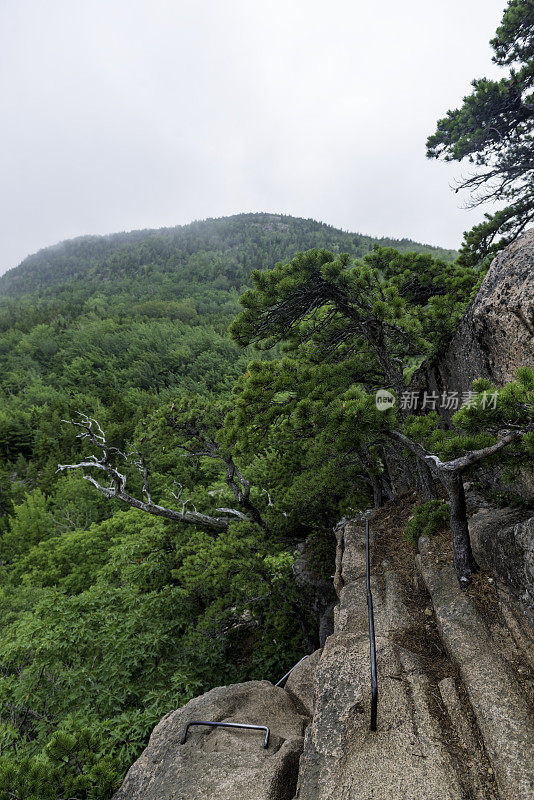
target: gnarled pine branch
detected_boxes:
[57,413,267,532]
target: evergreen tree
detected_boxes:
[427,0,534,265]
[229,248,533,584]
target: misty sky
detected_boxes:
[0,0,508,274]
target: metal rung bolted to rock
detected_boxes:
[275,654,311,687]
[366,519,378,731]
[181,720,271,748]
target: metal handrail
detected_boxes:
[366,519,378,731]
[181,720,270,749]
[275,654,311,687]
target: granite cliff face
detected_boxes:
[468,500,534,624]
[429,232,534,602]
[426,229,534,408]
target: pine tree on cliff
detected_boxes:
[228,249,534,586]
[427,0,534,266]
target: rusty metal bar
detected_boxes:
[275,654,311,687]
[366,518,378,731]
[180,720,270,749]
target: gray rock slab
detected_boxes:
[425,230,534,498]
[112,680,309,800]
[426,229,534,406]
[294,520,465,800]
[469,504,534,615]
[419,536,534,800]
[338,518,369,584]
[295,636,464,799]
[284,649,322,718]
[438,676,490,800]
[382,562,414,634]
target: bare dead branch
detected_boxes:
[56,413,265,532]
[388,426,533,475]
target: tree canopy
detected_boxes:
[427,0,534,265]
[229,247,532,582]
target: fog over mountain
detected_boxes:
[0,0,505,275]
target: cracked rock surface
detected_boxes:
[418,536,534,800]
[426,228,534,408]
[112,503,533,800]
[294,518,468,800]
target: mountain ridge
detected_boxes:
[0,213,457,297]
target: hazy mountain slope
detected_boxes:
[0,213,457,298]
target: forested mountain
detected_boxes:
[0,213,456,297]
[2,0,531,793]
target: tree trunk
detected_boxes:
[380,460,396,501]
[443,470,478,587]
[416,459,438,501]
[386,426,531,587]
[370,475,383,508]
[242,498,270,534]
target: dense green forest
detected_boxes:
[1,212,532,799]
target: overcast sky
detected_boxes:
[0,0,508,274]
